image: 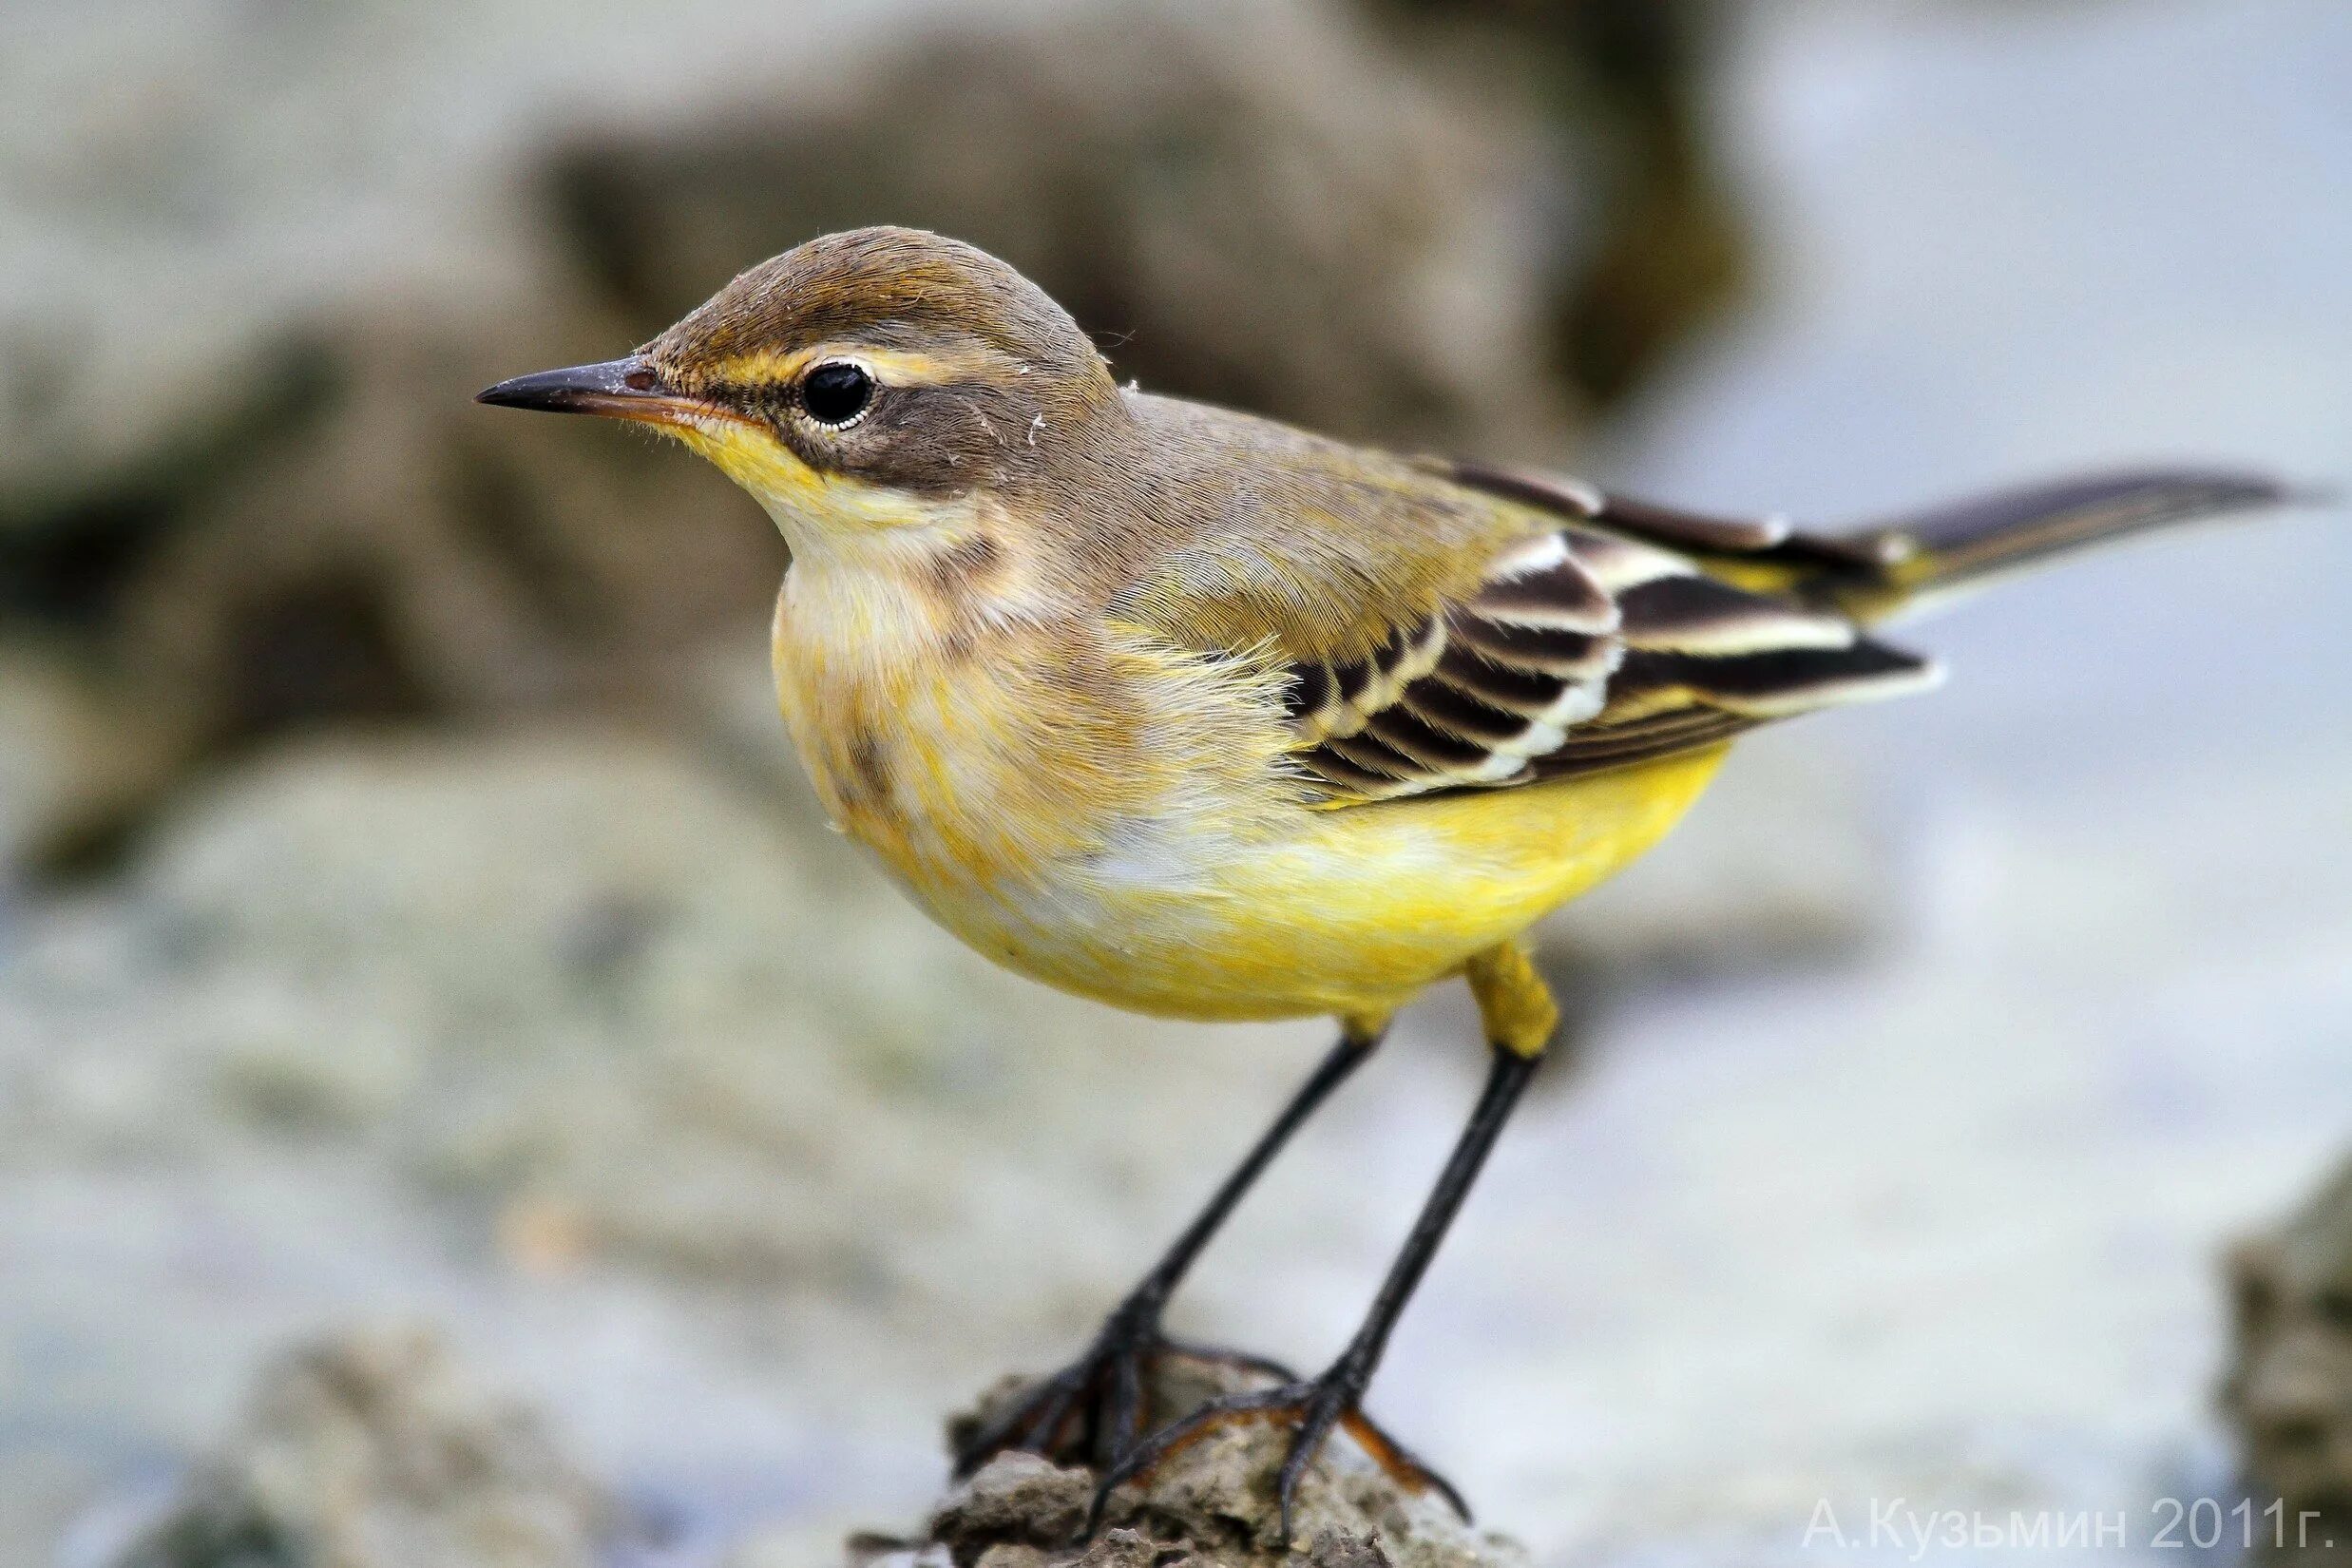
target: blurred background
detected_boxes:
[3,1,2348,1564]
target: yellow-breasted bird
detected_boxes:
[480,225,2293,1537]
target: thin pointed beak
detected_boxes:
[475,355,740,428]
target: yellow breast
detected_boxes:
[769,557,1293,971]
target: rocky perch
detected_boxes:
[116,1329,1520,1568]
[874,1358,1524,1568]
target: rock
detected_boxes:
[111,1324,618,1568]
[2222,1155,2352,1519]
[1,6,813,782]
[0,645,181,880]
[876,1356,1524,1568]
[105,1329,1534,1568]
[548,0,1583,459]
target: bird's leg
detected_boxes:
[1084,941,1558,1546]
[1083,1045,1540,1539]
[954,1020,1386,1478]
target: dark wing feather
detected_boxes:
[1529,709,1761,780]
[1291,518,1938,803]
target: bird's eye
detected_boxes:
[799,360,875,427]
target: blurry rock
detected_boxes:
[2222,1156,2352,1516]
[114,1324,617,1568]
[0,713,1890,1323]
[105,301,782,734]
[0,6,799,514]
[820,1354,1525,1568]
[548,0,1582,458]
[0,9,814,831]
[2,154,776,864]
[25,288,788,868]
[0,644,181,879]
[1365,0,1749,404]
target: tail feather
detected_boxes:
[1839,468,2306,621]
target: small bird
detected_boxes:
[481,226,2293,1537]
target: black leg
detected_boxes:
[1086,1042,1545,1544]
[955,1027,1381,1477]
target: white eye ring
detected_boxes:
[796,358,878,430]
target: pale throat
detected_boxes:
[762,498,1061,679]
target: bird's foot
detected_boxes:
[953,1302,1297,1478]
[1080,1355,1469,1548]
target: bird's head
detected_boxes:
[478,227,1125,553]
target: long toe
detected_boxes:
[1082,1373,1468,1548]
[1082,1384,1300,1539]
[1269,1373,1470,1544]
[1272,1383,1354,1545]
[955,1363,1095,1478]
[959,1324,1278,1477]
[964,1327,1323,1482]
[1335,1410,1471,1523]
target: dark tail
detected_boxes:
[1826,468,2309,623]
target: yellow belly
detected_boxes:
[977,746,1731,1023]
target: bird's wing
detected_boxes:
[1106,400,1939,804]
[1200,451,1960,804]
[1283,516,1938,801]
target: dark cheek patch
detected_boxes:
[848,382,1039,499]
[748,378,1046,501]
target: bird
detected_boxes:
[479,225,2295,1539]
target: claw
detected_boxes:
[955,1328,1310,1480]
[1339,1411,1472,1523]
[1080,1373,1468,1548]
[954,1364,1090,1478]
[1082,1386,1293,1541]
[955,1363,1085,1477]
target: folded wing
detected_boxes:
[1290,504,1940,804]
